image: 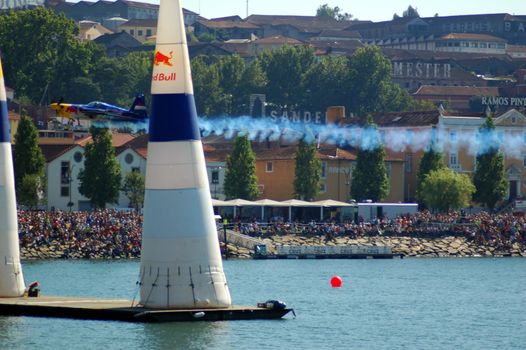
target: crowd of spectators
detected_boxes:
[236,210,526,249]
[16,209,525,259]
[18,209,142,258]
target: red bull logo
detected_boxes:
[154,50,173,66]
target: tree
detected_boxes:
[473,116,507,209]
[0,8,98,103]
[316,4,352,21]
[18,174,44,209]
[224,135,259,200]
[217,54,245,115]
[420,168,475,212]
[301,55,350,111]
[257,45,315,110]
[13,116,45,197]
[351,117,389,202]
[416,140,445,205]
[403,5,420,18]
[122,170,145,211]
[293,140,321,200]
[191,56,229,116]
[78,127,121,208]
[347,46,393,120]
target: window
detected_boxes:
[266,161,273,173]
[74,151,83,163]
[61,161,70,185]
[321,161,327,179]
[449,152,458,165]
[449,131,457,143]
[61,186,70,197]
[405,154,413,173]
[211,170,219,184]
[146,29,152,37]
[319,182,326,193]
[130,29,134,36]
[125,153,134,164]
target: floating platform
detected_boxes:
[255,244,403,259]
[0,296,293,322]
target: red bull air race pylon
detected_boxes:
[0,58,26,297]
[138,0,231,308]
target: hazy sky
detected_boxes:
[172,0,524,21]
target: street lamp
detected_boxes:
[210,166,222,199]
[67,165,75,211]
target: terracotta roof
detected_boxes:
[372,110,440,127]
[254,35,303,45]
[414,85,499,97]
[120,19,158,27]
[246,14,349,32]
[315,30,361,39]
[440,33,507,43]
[317,146,356,160]
[8,110,20,121]
[76,132,135,148]
[196,19,260,29]
[39,144,78,162]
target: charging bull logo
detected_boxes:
[154,50,173,66]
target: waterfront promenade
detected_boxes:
[17,209,526,259]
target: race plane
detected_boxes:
[49,94,148,122]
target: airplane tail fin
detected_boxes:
[130,94,148,119]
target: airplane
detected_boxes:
[49,94,148,123]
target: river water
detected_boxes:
[0,258,525,350]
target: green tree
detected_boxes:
[13,116,45,195]
[293,140,322,200]
[350,117,389,201]
[403,5,420,17]
[416,140,445,205]
[17,174,45,209]
[191,56,229,116]
[347,46,393,120]
[122,170,145,211]
[217,54,245,115]
[236,60,267,115]
[316,4,352,20]
[301,55,350,111]
[78,127,121,208]
[0,8,97,103]
[473,116,507,209]
[421,168,475,212]
[257,45,315,110]
[224,136,259,200]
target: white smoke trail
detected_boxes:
[196,116,516,157]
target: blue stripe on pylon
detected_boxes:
[0,100,10,143]
[149,93,201,142]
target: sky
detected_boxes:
[163,0,525,21]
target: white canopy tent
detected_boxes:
[312,199,355,222]
[252,199,289,220]
[280,199,324,222]
[211,198,356,222]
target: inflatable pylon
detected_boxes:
[138,0,231,308]
[0,57,26,297]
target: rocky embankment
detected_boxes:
[226,235,526,259]
[20,235,526,260]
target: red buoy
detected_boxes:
[330,275,343,288]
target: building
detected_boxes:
[78,20,113,41]
[118,18,157,43]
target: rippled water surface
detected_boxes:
[1,258,525,349]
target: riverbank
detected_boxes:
[260,235,526,258]
[21,234,525,260]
